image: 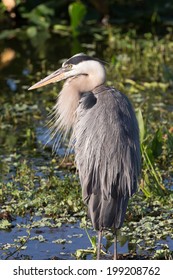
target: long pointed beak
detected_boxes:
[28,67,67,90]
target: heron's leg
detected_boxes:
[113,230,117,260]
[97,230,102,260]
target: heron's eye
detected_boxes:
[66,64,73,69]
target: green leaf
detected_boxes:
[68,2,87,37]
[85,229,96,249]
[26,26,37,38]
[151,129,163,158]
[0,219,11,229]
[136,108,145,143]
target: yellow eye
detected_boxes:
[67,64,73,69]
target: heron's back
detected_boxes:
[73,85,140,230]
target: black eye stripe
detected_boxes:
[64,55,95,66]
[62,53,107,67]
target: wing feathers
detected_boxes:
[73,86,140,230]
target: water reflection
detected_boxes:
[6,78,17,91]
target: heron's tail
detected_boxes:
[87,192,129,230]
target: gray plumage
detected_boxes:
[28,53,141,259]
[74,85,140,230]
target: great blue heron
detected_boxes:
[28,53,141,260]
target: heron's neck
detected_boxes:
[54,70,106,132]
[54,81,80,132]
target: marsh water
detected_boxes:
[0,31,173,260]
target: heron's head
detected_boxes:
[28,53,106,92]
